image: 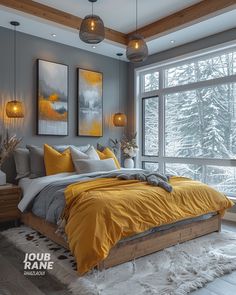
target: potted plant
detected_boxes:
[121,133,138,168]
[0,131,21,185]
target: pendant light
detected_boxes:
[6,21,24,118]
[126,0,148,63]
[79,0,105,44]
[113,53,127,127]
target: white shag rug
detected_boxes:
[2,226,236,295]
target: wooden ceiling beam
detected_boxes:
[127,0,236,41]
[0,0,235,47]
[0,0,128,45]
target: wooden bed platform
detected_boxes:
[21,212,221,272]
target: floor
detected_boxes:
[191,220,236,295]
[0,222,71,295]
[0,221,235,295]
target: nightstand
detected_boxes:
[0,184,21,224]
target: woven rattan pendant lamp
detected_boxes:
[113,53,127,127]
[126,0,148,63]
[79,0,105,44]
[6,21,24,118]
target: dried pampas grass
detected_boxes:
[0,130,21,167]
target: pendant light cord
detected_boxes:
[118,55,120,111]
[92,1,94,16]
[136,0,138,33]
[14,24,16,102]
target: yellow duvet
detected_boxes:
[63,176,233,274]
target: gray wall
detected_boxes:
[128,28,236,133]
[0,26,129,181]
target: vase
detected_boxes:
[0,169,6,185]
[124,158,134,169]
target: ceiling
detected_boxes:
[35,0,202,34]
[0,0,235,61]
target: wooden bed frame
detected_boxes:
[21,212,221,272]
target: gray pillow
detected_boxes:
[74,158,117,174]
[54,144,90,153]
[26,145,46,178]
[13,148,30,180]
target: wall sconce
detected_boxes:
[6,100,24,118]
[113,112,127,127]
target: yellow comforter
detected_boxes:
[64,176,233,274]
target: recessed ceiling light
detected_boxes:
[170,40,175,44]
[92,45,96,49]
[51,33,56,37]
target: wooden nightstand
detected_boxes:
[0,184,21,224]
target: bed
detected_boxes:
[18,169,233,275]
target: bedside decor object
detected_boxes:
[79,0,105,44]
[0,184,21,223]
[6,21,24,118]
[0,131,21,185]
[78,68,103,137]
[126,0,148,63]
[113,53,127,127]
[121,133,138,168]
[37,59,68,136]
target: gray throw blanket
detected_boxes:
[115,171,172,192]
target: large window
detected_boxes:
[137,46,236,196]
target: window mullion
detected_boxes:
[158,68,165,174]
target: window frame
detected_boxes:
[142,95,159,157]
[135,41,236,195]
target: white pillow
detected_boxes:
[70,145,99,164]
[54,144,90,153]
[74,158,117,174]
[85,146,100,160]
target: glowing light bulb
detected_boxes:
[135,41,139,49]
[13,106,17,111]
[91,20,95,31]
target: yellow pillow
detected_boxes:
[44,144,74,176]
[96,147,121,169]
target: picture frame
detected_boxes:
[77,68,103,137]
[37,59,69,136]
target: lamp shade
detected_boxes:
[79,15,105,44]
[113,112,127,127]
[126,34,148,63]
[6,100,24,118]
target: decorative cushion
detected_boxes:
[70,146,89,163]
[13,148,30,180]
[85,145,100,160]
[70,145,100,167]
[74,158,117,174]
[96,147,121,169]
[44,144,74,176]
[26,145,46,178]
[54,144,90,153]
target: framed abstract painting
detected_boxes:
[37,59,68,136]
[77,68,103,137]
